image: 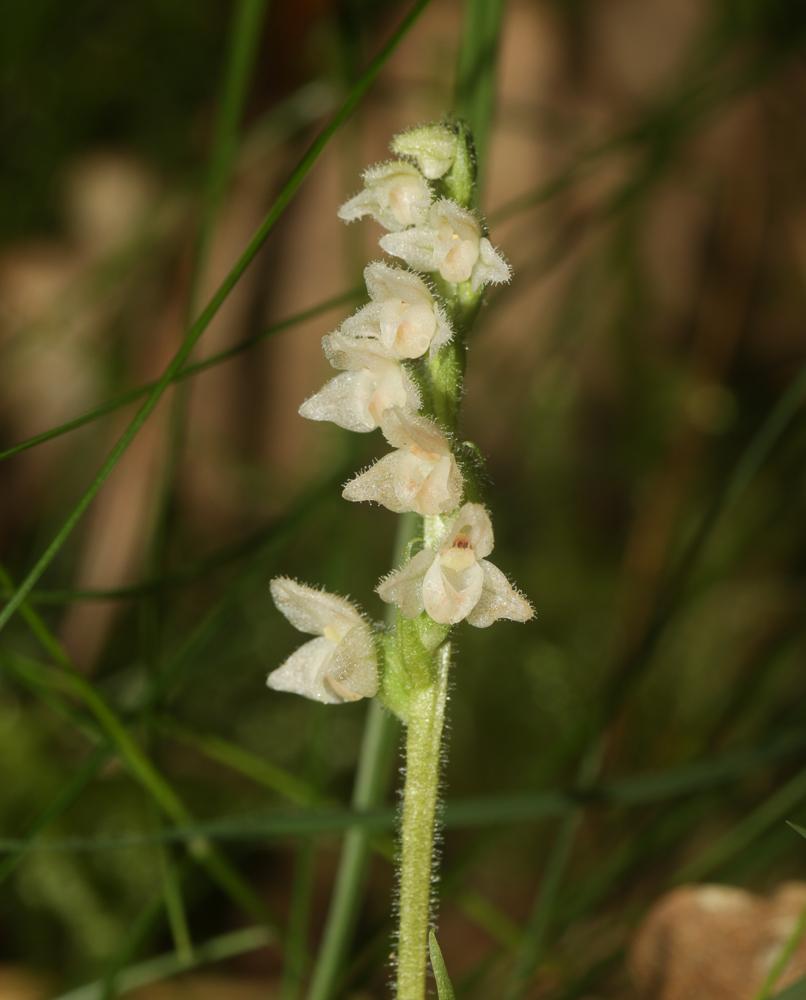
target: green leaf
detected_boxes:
[772,976,806,1000]
[788,822,806,840]
[429,931,456,1000]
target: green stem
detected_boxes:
[396,645,450,1000]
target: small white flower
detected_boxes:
[299,334,419,433]
[337,161,432,232]
[342,407,462,516]
[336,262,452,360]
[391,124,459,180]
[267,578,378,703]
[379,199,510,290]
[377,503,533,627]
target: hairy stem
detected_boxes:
[396,645,450,1000]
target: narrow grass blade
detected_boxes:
[755,904,806,1000]
[3,648,271,922]
[0,706,798,853]
[0,278,359,466]
[677,765,806,882]
[772,978,806,1000]
[305,700,400,1000]
[187,0,269,317]
[505,745,602,999]
[154,813,194,966]
[429,931,456,1000]
[281,843,316,1000]
[454,0,506,187]
[5,466,342,606]
[56,926,272,1000]
[0,0,432,637]
[159,719,318,807]
[0,745,108,884]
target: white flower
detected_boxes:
[391,124,459,180]
[299,334,419,433]
[267,578,378,703]
[336,262,452,360]
[337,161,432,232]
[342,407,462,516]
[377,503,533,627]
[379,199,510,290]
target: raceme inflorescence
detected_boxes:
[265,121,533,1000]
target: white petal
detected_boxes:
[367,362,421,426]
[299,372,377,433]
[377,548,434,618]
[270,577,361,636]
[337,303,385,345]
[472,238,511,290]
[430,199,480,245]
[441,503,494,559]
[342,452,410,512]
[466,560,534,628]
[323,328,393,370]
[364,261,430,306]
[267,636,341,704]
[376,301,429,358]
[411,453,463,515]
[338,161,431,231]
[379,227,440,273]
[338,187,381,224]
[380,407,450,454]
[326,623,378,700]
[430,301,454,354]
[422,556,484,625]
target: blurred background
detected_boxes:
[1,0,805,997]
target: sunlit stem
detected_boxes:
[396,644,450,1000]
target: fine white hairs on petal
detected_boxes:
[337,160,432,232]
[375,503,534,627]
[299,339,420,433]
[342,407,462,516]
[379,199,510,290]
[267,577,378,703]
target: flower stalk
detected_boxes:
[396,643,451,1000]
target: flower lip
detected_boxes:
[375,503,532,627]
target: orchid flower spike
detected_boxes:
[377,503,533,627]
[342,407,463,516]
[267,578,378,703]
[338,160,432,232]
[337,262,452,360]
[299,334,419,433]
[380,199,510,290]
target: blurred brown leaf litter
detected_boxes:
[1,0,805,996]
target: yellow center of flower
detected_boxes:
[440,534,476,572]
